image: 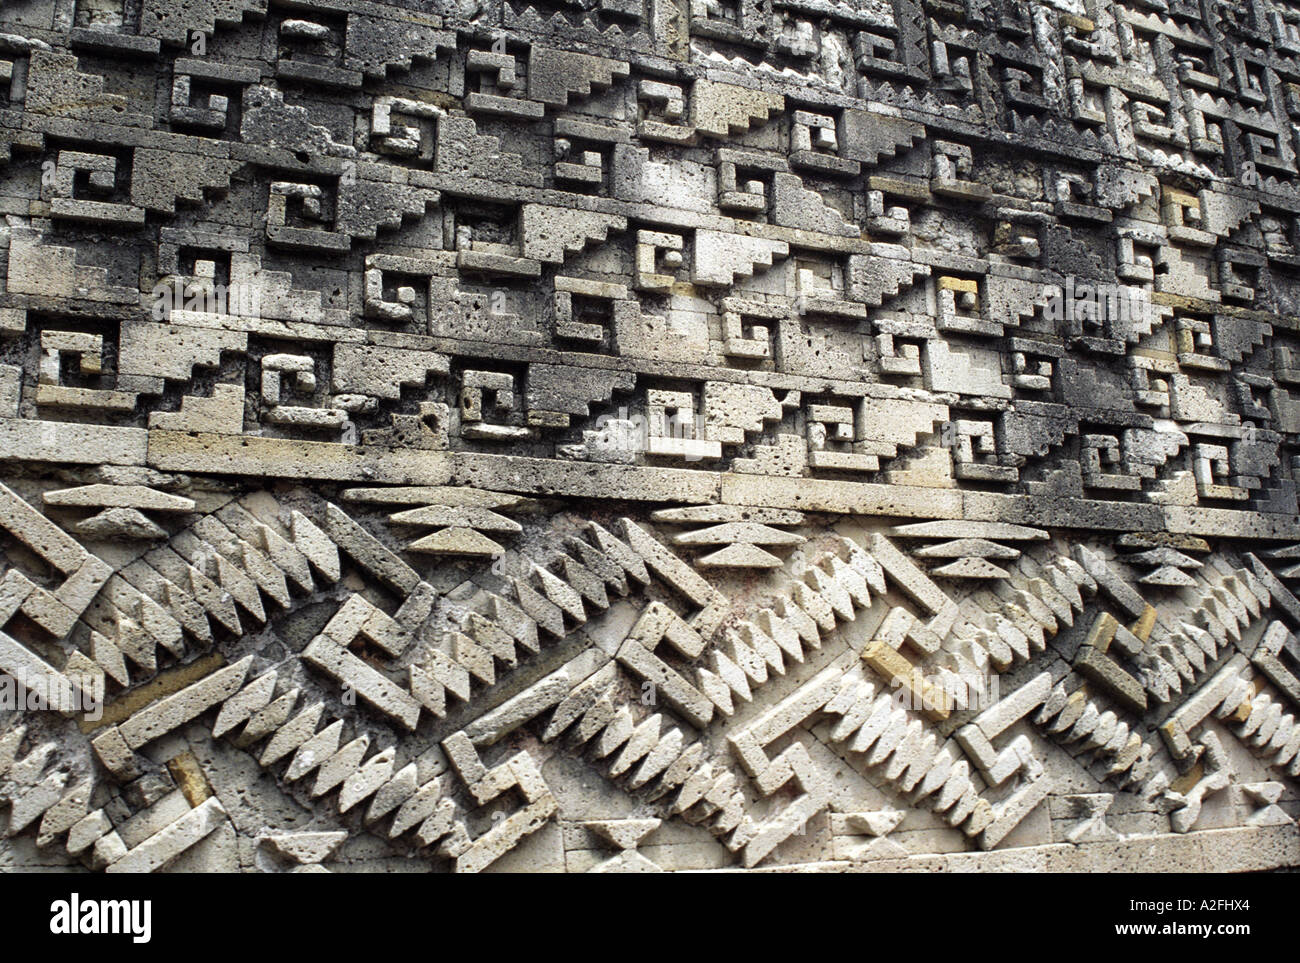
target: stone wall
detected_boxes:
[0,0,1297,872]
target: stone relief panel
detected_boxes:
[0,0,1296,872]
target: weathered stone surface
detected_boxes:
[0,0,1297,877]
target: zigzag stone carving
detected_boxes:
[0,0,1298,873]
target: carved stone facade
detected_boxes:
[0,0,1298,872]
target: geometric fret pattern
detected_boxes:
[0,0,1298,871]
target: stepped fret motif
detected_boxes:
[0,0,1297,873]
